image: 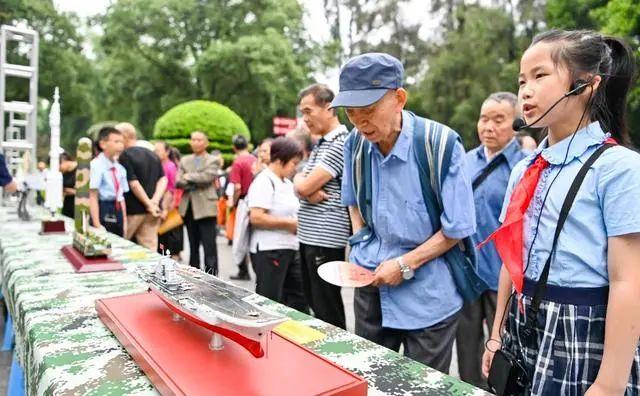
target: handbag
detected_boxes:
[158,208,183,235]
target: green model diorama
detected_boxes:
[72,137,112,257]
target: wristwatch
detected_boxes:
[396,256,414,280]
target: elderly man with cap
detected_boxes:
[335,53,478,372]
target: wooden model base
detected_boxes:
[40,220,66,234]
[96,292,368,396]
[61,245,124,273]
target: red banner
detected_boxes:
[273,117,298,136]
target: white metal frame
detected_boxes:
[0,24,39,178]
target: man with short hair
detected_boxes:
[293,83,351,329]
[456,92,528,388]
[116,122,167,250]
[176,131,220,274]
[0,153,17,193]
[334,53,476,371]
[89,127,129,237]
[228,134,257,280]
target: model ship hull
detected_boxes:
[139,265,287,358]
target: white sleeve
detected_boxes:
[247,174,274,210]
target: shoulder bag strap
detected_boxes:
[472,155,507,190]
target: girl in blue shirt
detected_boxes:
[482,30,640,395]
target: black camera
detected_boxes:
[488,349,529,395]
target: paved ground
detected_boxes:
[0,229,462,394]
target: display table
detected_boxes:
[0,206,487,395]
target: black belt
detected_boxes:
[523,278,609,306]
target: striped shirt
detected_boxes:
[297,125,351,248]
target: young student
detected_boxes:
[89,127,128,237]
[481,30,640,395]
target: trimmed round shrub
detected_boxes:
[153,100,251,160]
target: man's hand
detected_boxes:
[307,189,328,204]
[371,259,403,287]
[160,209,169,221]
[146,201,161,217]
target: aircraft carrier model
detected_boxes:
[137,253,287,357]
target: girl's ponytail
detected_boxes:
[598,37,636,146]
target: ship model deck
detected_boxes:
[137,258,287,357]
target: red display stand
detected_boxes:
[40,220,66,234]
[61,245,124,273]
[96,292,368,396]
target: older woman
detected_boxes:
[247,137,306,309]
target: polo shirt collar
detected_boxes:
[532,121,608,165]
[322,124,348,142]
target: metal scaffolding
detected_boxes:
[0,24,39,180]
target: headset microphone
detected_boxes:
[512,79,591,131]
[512,118,528,131]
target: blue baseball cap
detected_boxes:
[330,53,404,108]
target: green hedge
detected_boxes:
[153,100,250,146]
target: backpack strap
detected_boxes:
[412,113,488,302]
[350,130,373,226]
[412,114,460,228]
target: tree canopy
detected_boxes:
[1,0,638,155]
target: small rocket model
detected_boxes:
[44,87,63,215]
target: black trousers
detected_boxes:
[455,290,498,389]
[299,243,346,329]
[250,248,308,312]
[354,284,460,373]
[184,204,218,275]
[98,200,123,237]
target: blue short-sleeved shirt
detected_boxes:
[90,153,129,202]
[500,122,640,287]
[342,110,476,330]
[0,154,12,187]
[465,139,528,290]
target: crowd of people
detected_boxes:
[2,27,639,395]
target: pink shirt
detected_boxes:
[163,160,178,193]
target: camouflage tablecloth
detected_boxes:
[0,207,486,396]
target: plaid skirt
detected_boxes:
[504,290,640,395]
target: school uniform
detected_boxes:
[90,152,129,237]
[500,122,640,395]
